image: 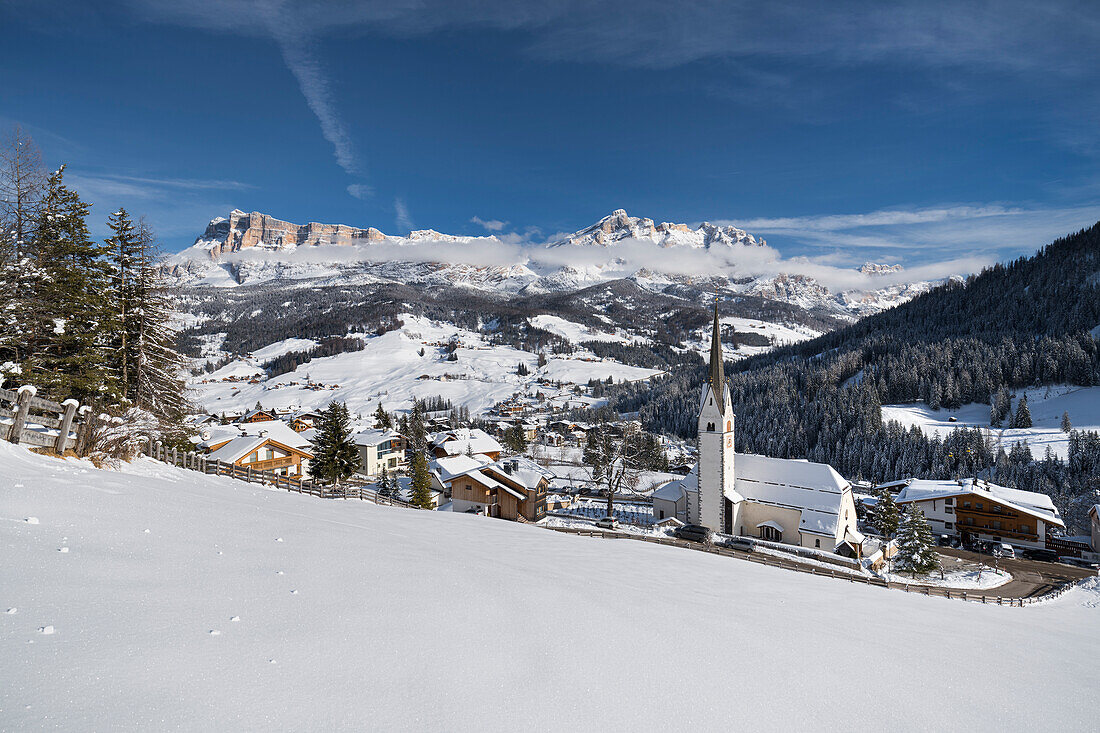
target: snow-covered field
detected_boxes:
[882,384,1100,460]
[528,314,637,344]
[189,315,662,417]
[2,442,1097,730]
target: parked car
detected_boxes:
[724,536,754,552]
[995,543,1016,559]
[676,524,714,544]
[1023,548,1060,563]
[594,516,619,530]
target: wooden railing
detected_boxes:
[145,440,416,508]
[0,385,86,453]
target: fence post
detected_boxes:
[9,386,35,445]
[247,466,253,483]
[171,446,178,466]
[54,399,79,453]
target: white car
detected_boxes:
[995,543,1015,559]
[594,516,619,530]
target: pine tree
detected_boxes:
[129,218,186,424]
[503,423,528,454]
[868,487,901,538]
[409,451,434,509]
[1013,394,1032,429]
[377,465,391,495]
[373,402,391,430]
[894,503,940,577]
[1061,411,1072,433]
[308,401,360,486]
[24,166,115,400]
[516,361,530,377]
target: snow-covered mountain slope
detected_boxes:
[882,384,1100,460]
[190,314,662,416]
[2,442,1097,730]
[166,209,945,321]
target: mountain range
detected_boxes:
[166,209,943,321]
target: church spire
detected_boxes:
[708,296,725,410]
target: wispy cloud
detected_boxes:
[470,216,508,232]
[347,183,373,200]
[716,203,1100,264]
[394,197,413,231]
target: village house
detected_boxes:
[352,429,407,476]
[651,301,863,555]
[430,428,502,461]
[202,426,313,477]
[892,477,1065,551]
[289,409,324,433]
[236,407,277,424]
[436,455,550,522]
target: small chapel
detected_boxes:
[651,302,865,555]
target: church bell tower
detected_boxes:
[692,298,737,533]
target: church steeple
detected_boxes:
[708,297,725,410]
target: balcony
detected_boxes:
[245,455,296,471]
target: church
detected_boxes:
[651,303,864,555]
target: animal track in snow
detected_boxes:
[209,629,221,636]
[230,616,240,622]
[38,626,55,635]
[5,608,16,614]
[24,517,39,525]
[58,547,69,553]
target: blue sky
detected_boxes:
[3,0,1099,273]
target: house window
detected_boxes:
[965,517,974,525]
[945,522,953,530]
[659,510,665,519]
[945,507,954,514]
[1019,524,1030,534]
[814,539,821,548]
[944,497,954,506]
[963,501,971,509]
[992,521,1001,530]
[992,505,1002,513]
[976,503,983,511]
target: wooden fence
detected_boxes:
[146,440,415,507]
[543,526,1092,607]
[0,385,86,453]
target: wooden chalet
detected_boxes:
[237,408,278,424]
[205,435,313,477]
[443,456,549,522]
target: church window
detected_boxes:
[726,421,731,431]
[706,422,715,432]
[814,539,820,548]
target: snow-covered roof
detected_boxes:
[483,457,552,493]
[652,480,687,502]
[756,520,785,531]
[432,454,492,482]
[680,455,850,538]
[432,428,502,457]
[199,420,312,452]
[895,478,1063,528]
[352,429,402,447]
[207,436,267,463]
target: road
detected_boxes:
[927,547,1097,599]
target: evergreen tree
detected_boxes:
[106,208,139,402]
[537,352,548,368]
[893,503,940,577]
[377,465,391,495]
[23,166,115,400]
[1061,411,1072,433]
[1013,394,1033,429]
[373,402,392,430]
[409,451,435,509]
[868,488,901,538]
[308,401,360,486]
[516,361,530,377]
[405,401,428,453]
[503,423,528,454]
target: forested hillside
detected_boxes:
[611,224,1100,532]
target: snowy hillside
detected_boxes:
[882,384,1100,460]
[2,443,1097,730]
[189,315,662,416]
